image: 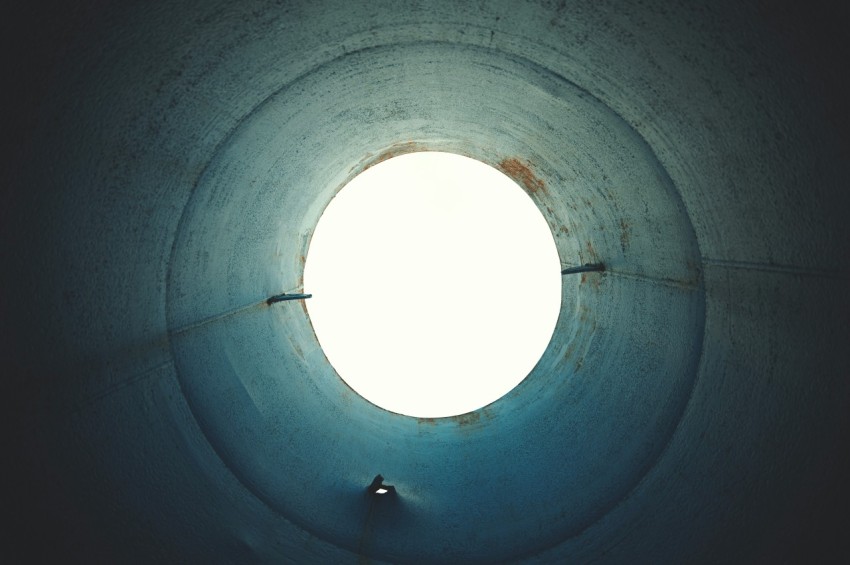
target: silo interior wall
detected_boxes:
[2,1,849,562]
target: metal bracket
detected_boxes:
[367,475,396,496]
[561,263,605,275]
[266,293,312,305]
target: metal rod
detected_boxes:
[561,263,605,275]
[266,293,312,305]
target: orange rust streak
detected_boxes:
[497,158,546,194]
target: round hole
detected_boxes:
[304,152,562,418]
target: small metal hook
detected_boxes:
[266,293,312,305]
[561,263,605,275]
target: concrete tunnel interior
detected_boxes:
[2,0,849,562]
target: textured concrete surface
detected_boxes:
[3,0,849,562]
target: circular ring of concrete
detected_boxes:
[166,40,703,562]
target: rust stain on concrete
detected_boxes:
[585,241,600,262]
[451,411,481,426]
[497,157,546,194]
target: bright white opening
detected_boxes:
[304,152,561,418]
[375,488,389,494]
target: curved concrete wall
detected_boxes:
[4,0,849,562]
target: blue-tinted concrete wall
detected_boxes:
[3,0,849,562]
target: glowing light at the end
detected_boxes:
[304,152,561,418]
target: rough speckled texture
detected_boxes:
[3,0,849,562]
